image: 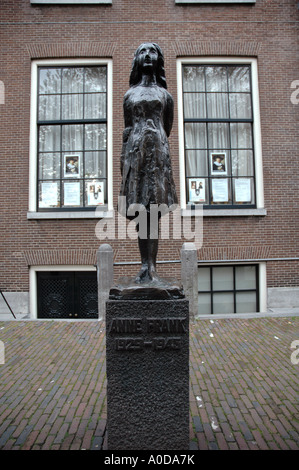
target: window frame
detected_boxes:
[177,57,264,214]
[198,264,260,315]
[29,265,96,320]
[175,0,256,4]
[31,0,112,4]
[29,58,113,218]
[36,270,98,319]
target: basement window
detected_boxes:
[31,1,112,5]
[198,265,259,315]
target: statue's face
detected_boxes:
[136,43,158,73]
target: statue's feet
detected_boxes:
[135,265,150,284]
[148,268,162,283]
[135,265,161,284]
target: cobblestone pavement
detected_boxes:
[0,317,298,450]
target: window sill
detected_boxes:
[31,0,112,4]
[175,0,255,3]
[182,207,267,217]
[27,209,114,220]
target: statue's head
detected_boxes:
[129,42,167,89]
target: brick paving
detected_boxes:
[0,317,298,450]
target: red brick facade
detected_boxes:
[0,0,298,311]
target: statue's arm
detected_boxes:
[164,91,174,138]
[121,92,133,174]
[123,90,133,129]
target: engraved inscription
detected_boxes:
[109,317,187,352]
[115,337,182,351]
[146,318,187,334]
[109,318,143,334]
[115,338,143,351]
[152,337,181,350]
[109,317,187,335]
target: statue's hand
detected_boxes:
[123,126,132,143]
[145,119,155,130]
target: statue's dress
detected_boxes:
[119,84,178,218]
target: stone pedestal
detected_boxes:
[106,299,189,450]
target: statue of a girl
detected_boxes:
[119,43,178,284]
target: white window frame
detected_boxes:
[31,1,112,4]
[28,58,113,219]
[177,57,265,216]
[175,0,256,4]
[29,265,97,320]
[197,262,267,316]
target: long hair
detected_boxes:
[129,43,167,89]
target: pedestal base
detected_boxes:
[106,299,189,450]
[109,276,185,300]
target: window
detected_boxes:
[36,271,98,319]
[177,58,264,212]
[37,65,107,210]
[175,1,256,4]
[29,59,113,216]
[198,265,259,314]
[31,1,112,4]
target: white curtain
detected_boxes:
[61,68,83,120]
[185,150,207,176]
[85,151,106,178]
[38,67,107,181]
[85,124,106,150]
[38,68,61,121]
[84,94,106,119]
[62,124,83,151]
[84,66,107,120]
[229,93,251,119]
[39,152,60,180]
[183,65,253,179]
[208,122,229,149]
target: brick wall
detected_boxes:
[0,0,298,292]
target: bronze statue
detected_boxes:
[119,43,178,284]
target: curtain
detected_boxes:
[38,68,61,121]
[84,124,107,179]
[186,150,207,177]
[38,66,107,208]
[38,67,107,182]
[84,67,107,120]
[229,93,251,119]
[84,93,106,119]
[183,65,254,180]
[39,152,60,180]
[85,151,106,178]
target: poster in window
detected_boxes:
[188,179,205,203]
[234,178,251,203]
[212,179,228,202]
[211,152,227,176]
[64,155,80,178]
[64,182,81,206]
[40,182,58,208]
[87,182,104,206]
